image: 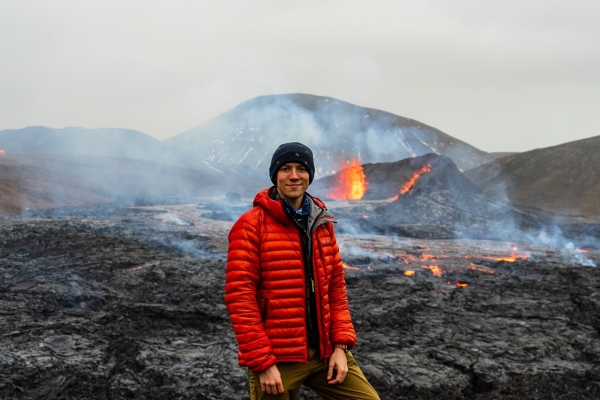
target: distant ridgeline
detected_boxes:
[1,94,599,219]
[0,94,492,180]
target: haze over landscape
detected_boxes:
[1,92,599,223]
[2,92,600,398]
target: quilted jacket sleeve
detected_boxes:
[225,210,278,372]
[326,224,357,349]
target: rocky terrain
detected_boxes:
[1,203,599,399]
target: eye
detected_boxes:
[298,167,308,173]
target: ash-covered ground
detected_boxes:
[1,203,599,399]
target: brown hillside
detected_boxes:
[464,136,600,217]
[0,154,261,215]
[489,152,517,159]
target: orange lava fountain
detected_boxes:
[329,157,368,200]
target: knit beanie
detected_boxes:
[269,142,315,185]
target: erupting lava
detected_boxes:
[390,164,432,201]
[329,157,368,200]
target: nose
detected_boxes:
[289,168,299,179]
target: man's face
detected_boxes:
[276,162,310,204]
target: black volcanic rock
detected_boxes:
[165,93,492,177]
[1,206,599,399]
[363,185,543,239]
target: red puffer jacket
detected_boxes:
[225,188,356,373]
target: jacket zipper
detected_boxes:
[290,203,330,360]
[310,209,327,358]
[299,228,313,362]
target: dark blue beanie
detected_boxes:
[269,142,315,185]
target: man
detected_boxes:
[225,142,380,399]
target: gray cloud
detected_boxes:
[1,0,599,152]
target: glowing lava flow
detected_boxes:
[342,262,360,271]
[491,254,530,262]
[390,164,432,200]
[422,265,443,277]
[329,157,368,200]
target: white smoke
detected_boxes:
[157,213,189,226]
[529,228,596,267]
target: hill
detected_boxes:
[464,135,600,218]
[165,93,493,178]
[489,152,516,159]
[311,153,483,201]
[0,154,260,214]
[310,154,545,239]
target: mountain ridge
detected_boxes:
[0,126,216,175]
[165,93,493,175]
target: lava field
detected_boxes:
[1,203,599,399]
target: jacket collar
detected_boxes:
[253,187,336,227]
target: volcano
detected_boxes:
[312,153,483,201]
[165,93,493,178]
[311,154,548,239]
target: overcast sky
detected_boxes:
[1,0,599,152]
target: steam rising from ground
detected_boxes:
[451,178,598,267]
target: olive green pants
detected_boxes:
[248,348,380,400]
